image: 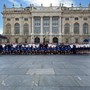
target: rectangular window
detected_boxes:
[34,17,41,27]
[7,18,11,21]
[75,17,78,20]
[24,18,28,21]
[52,17,59,34]
[34,27,40,33]
[15,18,19,21]
[43,17,50,34]
[65,18,69,20]
[43,27,50,34]
[84,17,87,20]
[52,27,59,33]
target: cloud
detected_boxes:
[23,0,75,7]
[8,0,20,5]
[0,28,3,34]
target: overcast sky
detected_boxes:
[0,0,90,34]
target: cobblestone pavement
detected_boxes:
[0,55,90,90]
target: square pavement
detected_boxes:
[0,55,90,90]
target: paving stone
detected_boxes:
[15,87,33,90]
[3,75,33,86]
[26,69,55,75]
[0,87,15,90]
[39,76,79,86]
[0,68,29,75]
[54,69,86,76]
[74,76,90,86]
[19,64,42,69]
[33,87,60,90]
[0,55,90,90]
[0,75,8,86]
[33,86,90,90]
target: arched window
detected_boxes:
[64,23,70,34]
[53,37,58,43]
[34,37,40,43]
[83,23,88,34]
[6,23,11,34]
[23,23,29,35]
[74,23,79,34]
[14,23,20,34]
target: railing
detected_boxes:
[3,6,90,13]
[3,8,29,13]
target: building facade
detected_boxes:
[2,4,90,44]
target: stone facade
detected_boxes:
[2,4,90,44]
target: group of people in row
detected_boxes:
[0,43,90,55]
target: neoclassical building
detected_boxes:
[2,3,90,44]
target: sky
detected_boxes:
[0,0,90,34]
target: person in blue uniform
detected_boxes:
[72,45,76,54]
[0,45,3,54]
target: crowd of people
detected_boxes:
[0,43,90,55]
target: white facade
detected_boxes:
[2,4,90,44]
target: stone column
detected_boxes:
[40,36,43,43]
[88,16,90,35]
[40,16,43,43]
[31,17,34,43]
[3,17,6,35]
[31,36,34,43]
[70,16,74,43]
[59,16,62,43]
[49,16,52,43]
[10,17,15,43]
[11,17,14,35]
[49,35,52,43]
[31,16,34,34]
[79,16,83,43]
[29,17,32,35]
[20,17,23,35]
[80,16,83,35]
[61,17,64,43]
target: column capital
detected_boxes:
[79,16,83,18]
[70,16,74,18]
[20,16,23,19]
[11,17,14,19]
[50,16,52,18]
[40,16,43,18]
[28,16,32,19]
[59,16,61,17]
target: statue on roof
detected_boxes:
[3,4,6,9]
